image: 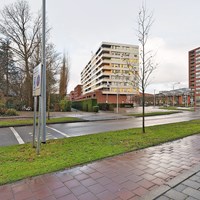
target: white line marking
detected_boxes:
[10,127,25,144]
[46,126,70,138]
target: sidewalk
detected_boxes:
[1,133,200,200]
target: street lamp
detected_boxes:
[116,78,119,114]
[172,82,180,107]
[154,89,156,107]
[106,81,109,104]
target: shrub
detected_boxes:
[72,99,97,112]
[0,103,6,115]
[93,106,99,113]
[98,103,109,111]
[5,109,18,116]
[60,99,71,112]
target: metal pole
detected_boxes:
[154,89,156,107]
[106,82,109,104]
[116,82,119,113]
[173,85,175,107]
[37,96,42,155]
[42,0,46,143]
[33,96,37,148]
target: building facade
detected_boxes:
[80,42,139,103]
[156,88,191,106]
[189,47,200,106]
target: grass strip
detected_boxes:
[1,119,200,185]
[128,111,180,117]
[159,106,194,111]
[0,117,83,127]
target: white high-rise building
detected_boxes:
[81,42,139,99]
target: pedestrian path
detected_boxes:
[156,170,200,200]
[1,134,200,200]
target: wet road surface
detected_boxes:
[0,110,200,146]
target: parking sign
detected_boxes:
[33,64,42,96]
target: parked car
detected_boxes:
[22,106,32,111]
[25,107,32,111]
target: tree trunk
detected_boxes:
[142,88,145,133]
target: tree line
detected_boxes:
[0,0,69,110]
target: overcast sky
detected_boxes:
[1,0,200,94]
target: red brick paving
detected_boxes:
[2,134,200,200]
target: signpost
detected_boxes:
[33,64,42,154]
[33,64,42,97]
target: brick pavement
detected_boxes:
[1,134,200,200]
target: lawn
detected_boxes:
[127,111,180,117]
[159,106,194,112]
[0,117,84,127]
[1,119,200,185]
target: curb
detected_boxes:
[140,164,200,200]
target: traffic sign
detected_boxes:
[33,64,42,96]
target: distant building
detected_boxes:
[189,47,200,106]
[80,42,139,104]
[156,88,191,106]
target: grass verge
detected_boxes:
[159,106,194,111]
[1,119,200,185]
[0,117,83,127]
[127,111,181,117]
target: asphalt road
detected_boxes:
[0,111,200,147]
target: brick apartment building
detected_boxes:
[189,47,200,106]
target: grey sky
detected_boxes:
[1,0,200,94]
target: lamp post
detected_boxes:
[106,81,109,103]
[41,0,46,143]
[116,79,119,114]
[172,82,180,107]
[154,89,156,107]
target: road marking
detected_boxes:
[29,132,58,140]
[46,126,70,138]
[10,127,25,144]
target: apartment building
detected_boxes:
[189,47,200,106]
[80,42,139,103]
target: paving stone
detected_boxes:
[182,179,200,189]
[164,189,188,200]
[174,184,187,192]
[96,190,117,200]
[52,186,71,198]
[88,183,106,194]
[156,195,170,200]
[132,187,149,197]
[78,191,98,200]
[117,188,135,200]
[182,187,200,199]
[185,197,198,200]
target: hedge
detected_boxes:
[98,103,133,111]
[72,99,97,112]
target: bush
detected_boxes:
[93,106,99,113]
[60,99,71,112]
[0,103,6,115]
[98,103,115,111]
[72,99,97,112]
[98,103,109,111]
[5,109,18,116]
[98,103,133,111]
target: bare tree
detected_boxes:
[137,4,157,133]
[0,0,41,107]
